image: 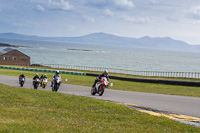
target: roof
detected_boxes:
[0,48,14,55]
[0,48,30,58]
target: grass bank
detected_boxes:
[0,84,199,132]
[1,68,200,97]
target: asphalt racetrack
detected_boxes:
[0,75,200,119]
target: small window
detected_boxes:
[12,56,17,61]
[21,57,27,61]
[3,56,8,60]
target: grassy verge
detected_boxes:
[0,84,199,132]
[1,69,200,97]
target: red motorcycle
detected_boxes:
[91,77,109,96]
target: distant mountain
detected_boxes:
[0,32,199,52]
[0,42,12,47]
[0,42,21,48]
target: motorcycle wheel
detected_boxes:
[43,84,46,88]
[54,84,58,92]
[91,88,96,95]
[20,82,23,87]
[34,84,38,89]
[99,87,105,96]
[52,85,54,91]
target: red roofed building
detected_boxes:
[0,48,30,66]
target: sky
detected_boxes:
[1,0,200,45]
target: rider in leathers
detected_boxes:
[92,70,109,88]
[19,73,25,83]
[33,73,39,84]
[51,70,61,87]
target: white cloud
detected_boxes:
[36,4,45,12]
[47,0,73,11]
[185,6,200,19]
[149,0,157,4]
[121,16,151,23]
[104,9,114,16]
[192,20,200,24]
[113,0,135,8]
[84,16,95,22]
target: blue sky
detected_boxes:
[1,0,200,44]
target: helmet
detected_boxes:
[103,70,108,76]
[36,73,38,76]
[45,74,47,76]
[56,70,59,74]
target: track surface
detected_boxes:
[0,75,200,118]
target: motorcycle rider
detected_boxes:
[92,70,109,88]
[51,70,61,87]
[19,73,25,83]
[40,74,48,87]
[39,74,47,80]
[43,74,47,79]
[39,74,44,80]
[33,73,39,85]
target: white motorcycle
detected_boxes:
[91,77,109,96]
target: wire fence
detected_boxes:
[41,64,200,79]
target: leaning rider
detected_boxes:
[92,70,109,88]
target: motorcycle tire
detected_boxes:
[99,87,105,96]
[52,84,58,92]
[34,84,38,89]
[43,84,46,88]
[54,84,59,92]
[52,86,54,91]
[91,88,96,95]
[20,82,24,87]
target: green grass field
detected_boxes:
[0,84,199,132]
[1,68,200,97]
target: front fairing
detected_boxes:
[101,77,109,87]
[43,78,48,83]
[54,77,61,85]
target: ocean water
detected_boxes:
[1,38,200,72]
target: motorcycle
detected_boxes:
[52,77,61,92]
[33,78,40,89]
[19,77,25,87]
[41,78,48,88]
[91,77,109,96]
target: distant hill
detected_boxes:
[0,42,19,48]
[0,42,12,47]
[0,32,199,52]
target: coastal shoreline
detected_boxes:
[0,42,30,48]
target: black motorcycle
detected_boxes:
[19,77,25,87]
[33,78,40,89]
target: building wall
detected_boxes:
[0,50,30,66]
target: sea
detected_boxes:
[1,38,200,73]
